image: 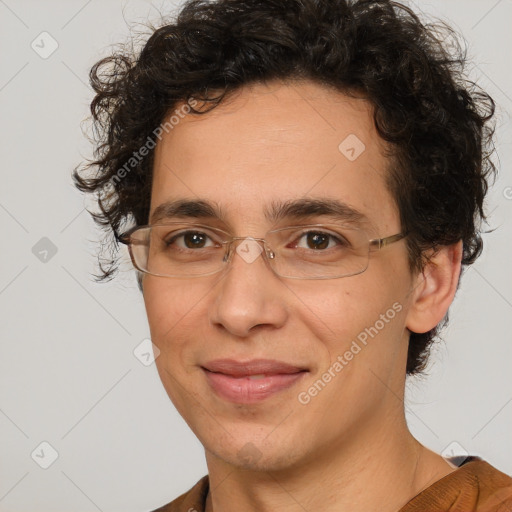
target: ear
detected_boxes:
[405,241,463,334]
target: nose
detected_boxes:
[208,237,288,338]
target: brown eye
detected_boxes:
[165,230,215,249]
[183,232,208,248]
[295,231,343,251]
[305,232,330,250]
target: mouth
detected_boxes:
[201,359,309,404]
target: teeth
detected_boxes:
[248,374,267,380]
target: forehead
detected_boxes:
[150,80,399,234]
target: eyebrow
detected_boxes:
[150,197,367,226]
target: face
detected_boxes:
[143,80,419,472]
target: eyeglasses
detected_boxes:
[117,222,406,280]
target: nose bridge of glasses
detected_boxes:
[224,236,275,265]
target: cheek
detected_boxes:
[289,279,380,332]
[142,277,211,357]
[143,279,211,406]
[290,273,409,358]
[144,275,209,322]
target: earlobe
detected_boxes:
[406,241,463,334]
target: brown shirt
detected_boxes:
[152,456,512,512]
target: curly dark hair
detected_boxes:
[73,0,496,375]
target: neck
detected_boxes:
[204,415,456,512]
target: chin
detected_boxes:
[204,431,308,473]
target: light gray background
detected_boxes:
[0,0,511,511]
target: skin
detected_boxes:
[143,80,462,512]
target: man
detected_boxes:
[74,0,512,510]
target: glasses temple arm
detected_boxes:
[369,232,407,250]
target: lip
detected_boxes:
[202,358,307,376]
[202,359,308,404]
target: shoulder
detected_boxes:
[149,475,209,512]
[471,459,512,511]
[400,457,512,512]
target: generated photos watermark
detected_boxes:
[298,301,403,405]
[110,98,199,186]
